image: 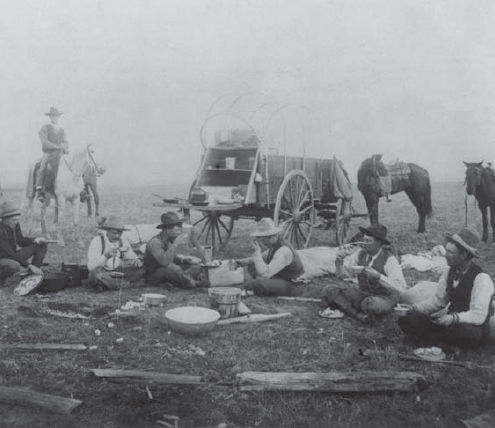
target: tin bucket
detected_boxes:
[208,287,242,319]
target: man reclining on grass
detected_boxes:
[398,228,494,349]
[322,224,407,324]
[144,212,209,289]
[87,215,145,291]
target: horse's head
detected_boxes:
[357,154,386,192]
[463,161,483,195]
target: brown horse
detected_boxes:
[357,154,432,233]
[464,161,495,242]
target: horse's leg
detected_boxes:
[84,183,92,217]
[489,205,495,242]
[40,198,49,237]
[480,204,488,242]
[55,196,65,247]
[91,182,100,217]
[404,188,426,233]
[364,194,379,225]
[53,196,59,224]
[25,197,34,235]
[73,198,84,247]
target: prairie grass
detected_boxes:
[0,182,493,427]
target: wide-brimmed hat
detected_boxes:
[251,218,282,237]
[45,107,63,116]
[0,201,21,219]
[157,212,184,229]
[446,228,481,258]
[359,224,390,245]
[97,215,129,231]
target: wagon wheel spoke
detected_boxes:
[193,212,234,250]
[194,214,210,237]
[274,170,315,249]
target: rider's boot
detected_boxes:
[35,187,45,202]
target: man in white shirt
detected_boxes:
[87,215,144,290]
[399,228,494,349]
[323,224,406,323]
[236,218,304,296]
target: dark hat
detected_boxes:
[97,215,130,231]
[157,212,184,229]
[45,107,63,116]
[446,228,481,258]
[0,201,21,219]
[358,224,390,245]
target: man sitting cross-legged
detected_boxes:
[87,215,145,291]
[398,228,494,349]
[322,224,407,323]
[144,212,209,289]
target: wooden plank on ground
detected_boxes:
[0,344,87,351]
[236,371,426,393]
[90,369,205,386]
[0,386,82,414]
[218,313,291,325]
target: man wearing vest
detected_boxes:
[323,224,406,323]
[398,228,494,349]
[236,218,305,296]
[144,212,209,289]
[87,215,145,290]
[35,107,69,201]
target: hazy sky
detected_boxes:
[1,0,494,188]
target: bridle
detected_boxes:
[62,145,98,178]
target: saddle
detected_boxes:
[27,154,61,197]
[378,160,411,197]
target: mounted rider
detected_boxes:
[35,107,69,201]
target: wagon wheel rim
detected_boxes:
[335,198,351,246]
[193,211,234,250]
[274,170,315,249]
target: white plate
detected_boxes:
[318,308,345,319]
[413,347,446,362]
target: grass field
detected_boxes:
[0,182,494,428]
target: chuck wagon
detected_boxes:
[155,95,362,250]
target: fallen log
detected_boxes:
[0,343,87,351]
[276,297,323,303]
[0,386,82,414]
[90,369,205,386]
[236,371,426,393]
[217,313,291,326]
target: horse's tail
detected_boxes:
[424,178,433,218]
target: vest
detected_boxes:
[267,241,304,282]
[357,249,394,296]
[446,264,493,324]
[41,124,67,153]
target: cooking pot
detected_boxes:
[40,272,69,292]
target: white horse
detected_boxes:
[25,144,99,246]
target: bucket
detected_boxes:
[208,287,242,319]
[203,245,213,263]
[61,262,81,287]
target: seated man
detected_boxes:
[0,202,46,284]
[398,228,494,349]
[144,212,209,289]
[87,215,145,290]
[236,218,304,297]
[323,224,406,323]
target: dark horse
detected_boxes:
[464,161,495,242]
[357,154,432,233]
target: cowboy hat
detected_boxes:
[251,218,282,237]
[358,224,390,245]
[45,107,63,116]
[446,228,481,258]
[0,201,21,219]
[156,212,184,229]
[97,215,129,231]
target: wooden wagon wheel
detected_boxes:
[193,211,235,250]
[335,198,351,246]
[273,170,315,249]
